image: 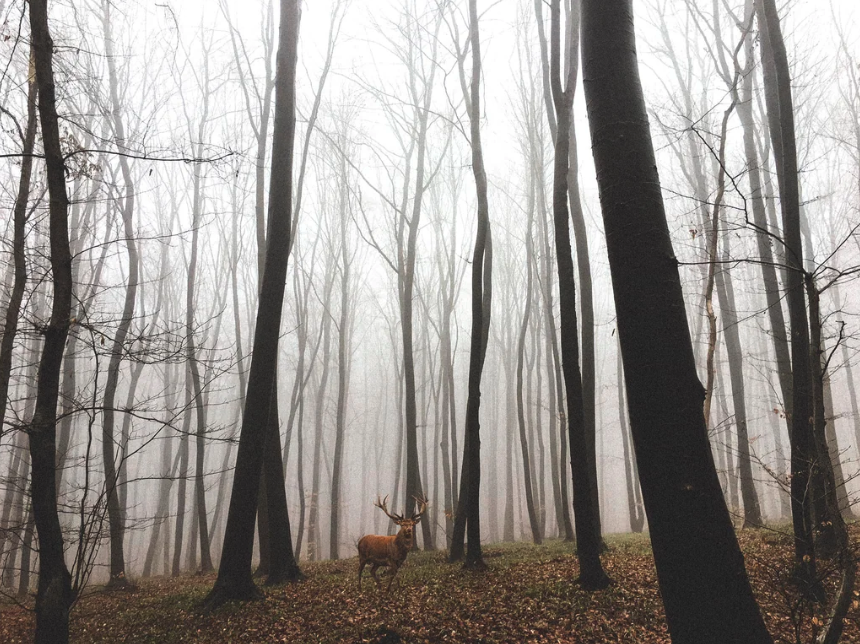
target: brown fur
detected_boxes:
[357,496,426,591]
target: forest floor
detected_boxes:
[2,527,860,643]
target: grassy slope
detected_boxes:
[2,529,858,643]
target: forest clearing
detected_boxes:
[2,530,859,643]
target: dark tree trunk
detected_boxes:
[538,175,574,542]
[807,278,855,643]
[99,0,139,588]
[450,0,491,569]
[715,233,762,527]
[205,0,301,608]
[548,0,609,589]
[735,0,793,452]
[28,1,75,639]
[822,355,851,519]
[581,0,773,639]
[262,381,301,584]
[516,172,541,545]
[534,0,576,543]
[0,47,37,437]
[399,14,442,551]
[565,46,600,547]
[755,0,818,591]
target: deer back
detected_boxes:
[358,528,410,565]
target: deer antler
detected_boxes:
[374,495,404,523]
[411,495,428,522]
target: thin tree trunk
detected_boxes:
[516,177,541,544]
[17,506,35,598]
[549,0,608,589]
[28,1,75,638]
[307,278,333,561]
[714,165,762,528]
[330,165,351,560]
[617,342,644,533]
[0,46,37,437]
[734,0,793,452]
[807,276,854,643]
[534,0,575,544]
[1,433,29,589]
[755,0,818,592]
[143,366,177,578]
[450,0,490,570]
[565,41,600,545]
[98,0,139,587]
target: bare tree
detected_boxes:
[581,0,772,639]
[205,0,302,609]
[27,0,75,639]
[448,0,491,570]
[0,45,37,439]
[548,0,608,588]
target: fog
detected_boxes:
[1,0,859,598]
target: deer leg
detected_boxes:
[386,563,400,592]
[358,558,366,589]
[369,564,382,587]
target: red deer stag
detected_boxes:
[357,495,427,590]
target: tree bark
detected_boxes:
[581,0,773,639]
[28,1,75,638]
[330,153,352,560]
[516,167,541,544]
[0,47,37,439]
[205,0,301,608]
[449,0,490,570]
[755,0,818,590]
[548,0,608,589]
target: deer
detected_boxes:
[357,495,427,591]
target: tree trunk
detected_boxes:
[735,0,793,456]
[330,170,351,560]
[28,1,75,638]
[566,52,600,547]
[807,276,854,644]
[516,173,541,544]
[142,364,176,578]
[449,0,490,570]
[205,0,301,608]
[307,277,333,560]
[548,0,608,589]
[714,167,762,529]
[581,0,773,639]
[755,0,818,591]
[0,46,37,437]
[99,0,139,588]
[1,432,29,589]
[262,380,301,584]
[534,0,575,544]
[617,342,644,533]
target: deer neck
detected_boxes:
[395,529,413,552]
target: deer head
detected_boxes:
[375,494,427,542]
